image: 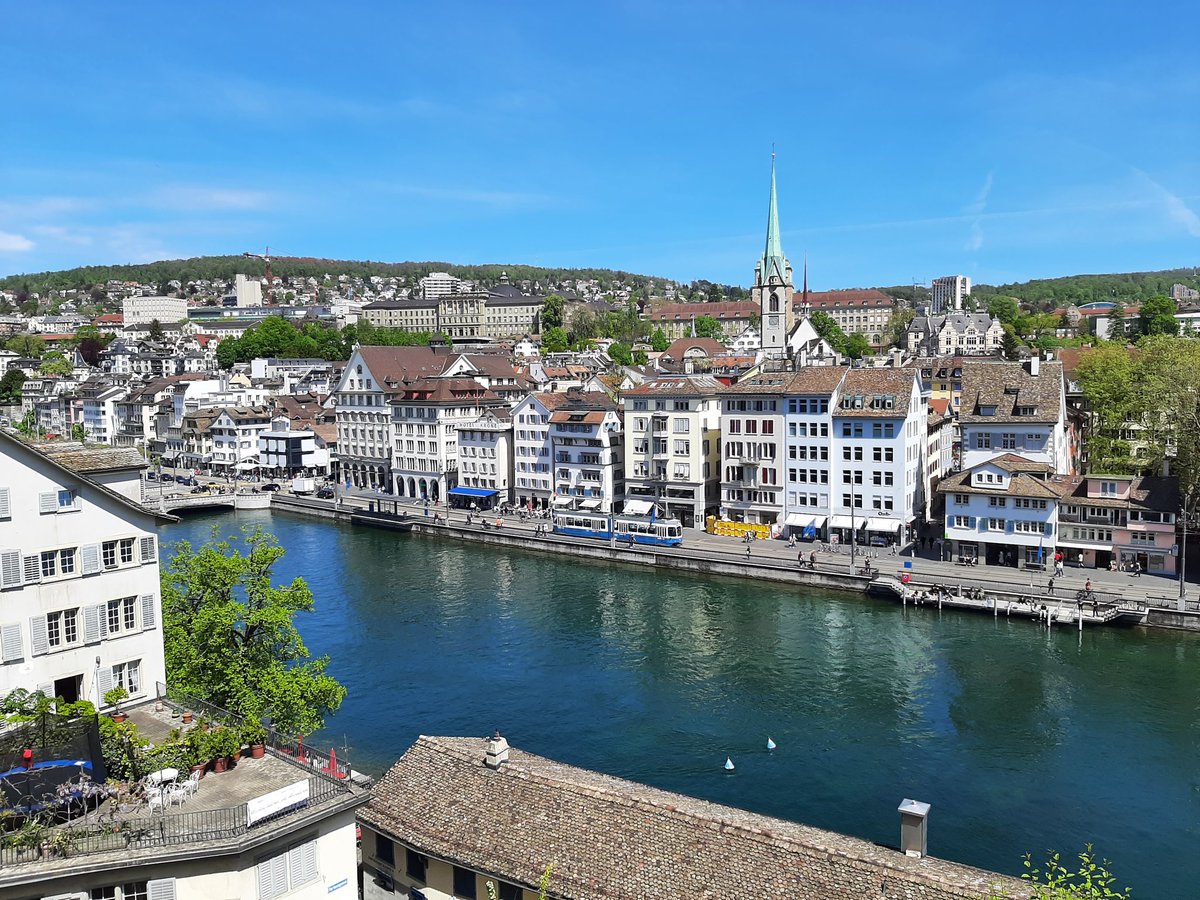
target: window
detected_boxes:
[113,659,141,694]
[257,839,318,900]
[975,433,992,450]
[375,834,395,866]
[90,883,152,900]
[47,608,79,648]
[496,883,522,900]
[453,865,478,899]
[102,541,118,569]
[407,848,428,881]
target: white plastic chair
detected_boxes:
[182,770,200,797]
[165,784,188,807]
[147,790,166,811]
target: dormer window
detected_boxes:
[980,405,997,416]
[1015,405,1037,416]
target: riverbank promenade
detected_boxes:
[281,488,1194,619]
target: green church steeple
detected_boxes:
[761,155,789,284]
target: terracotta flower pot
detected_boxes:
[182,711,194,725]
[250,743,265,759]
[213,756,228,774]
[190,763,206,780]
[111,712,127,724]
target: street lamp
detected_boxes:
[1180,492,1194,612]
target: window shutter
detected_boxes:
[141,594,157,631]
[30,615,48,656]
[80,544,101,575]
[22,556,40,584]
[38,491,58,514]
[288,839,318,887]
[1,623,22,662]
[0,487,9,520]
[83,605,103,645]
[258,854,288,900]
[147,878,177,900]
[0,551,21,588]
[139,535,157,563]
[96,665,114,697]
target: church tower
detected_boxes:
[752,156,794,356]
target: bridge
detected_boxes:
[157,492,273,513]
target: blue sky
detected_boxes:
[2,2,1198,289]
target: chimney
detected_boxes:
[890,348,903,368]
[898,798,930,858]
[1028,355,1040,377]
[485,731,510,769]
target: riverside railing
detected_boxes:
[0,775,347,868]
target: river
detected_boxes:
[162,509,1200,898]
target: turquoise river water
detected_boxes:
[162,510,1200,898]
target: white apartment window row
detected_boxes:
[1,535,156,591]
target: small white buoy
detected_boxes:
[766,737,776,750]
[724,757,735,771]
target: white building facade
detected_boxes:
[121,294,188,327]
[959,358,1070,475]
[0,436,168,708]
[550,401,623,513]
[940,457,1058,568]
[512,393,564,511]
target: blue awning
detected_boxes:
[449,487,499,498]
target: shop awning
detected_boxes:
[623,499,654,516]
[784,513,820,527]
[234,461,260,471]
[864,517,902,533]
[829,515,859,530]
[552,496,574,507]
[579,498,602,510]
[449,487,498,498]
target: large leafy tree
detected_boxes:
[0,369,26,403]
[161,527,346,735]
[885,307,914,348]
[650,328,670,352]
[541,326,569,353]
[1137,295,1179,336]
[6,334,46,357]
[540,294,565,329]
[692,315,725,340]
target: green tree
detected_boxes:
[885,307,915,348]
[69,422,87,443]
[987,296,1021,325]
[1137,295,1178,336]
[1107,301,1126,340]
[147,319,165,341]
[541,294,565,330]
[842,333,872,359]
[809,311,849,354]
[6,334,46,357]
[569,307,599,343]
[39,352,72,377]
[541,326,569,354]
[160,527,347,735]
[1001,324,1023,360]
[988,845,1130,900]
[17,410,42,438]
[650,328,670,352]
[692,315,725,340]
[0,369,26,403]
[608,342,633,366]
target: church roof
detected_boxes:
[759,157,790,284]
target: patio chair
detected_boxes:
[165,784,188,807]
[182,770,200,797]
[147,790,166,811]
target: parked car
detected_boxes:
[316,486,336,500]
[259,483,282,492]
[146,471,157,480]
[174,474,190,484]
[190,485,210,494]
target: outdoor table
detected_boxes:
[146,767,178,787]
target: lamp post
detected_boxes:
[1180,492,1193,613]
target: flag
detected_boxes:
[802,523,816,538]
[1037,538,1044,562]
[650,505,657,524]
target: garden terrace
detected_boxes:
[0,696,367,888]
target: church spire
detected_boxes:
[762,153,786,283]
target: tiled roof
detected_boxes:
[391,377,505,405]
[661,338,727,361]
[646,301,758,321]
[361,736,1017,900]
[33,443,147,474]
[357,346,449,392]
[724,367,849,395]
[1050,474,1180,511]
[958,360,1063,424]
[622,374,725,397]
[794,289,895,309]
[832,368,919,417]
[937,465,1061,501]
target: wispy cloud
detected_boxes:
[1134,169,1200,238]
[964,171,994,251]
[142,185,276,212]
[0,231,34,253]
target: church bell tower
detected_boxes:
[752,156,794,357]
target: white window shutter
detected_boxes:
[298,839,318,885]
[80,544,101,575]
[1,623,22,662]
[258,855,287,900]
[139,534,157,563]
[0,487,10,520]
[30,615,48,656]
[83,605,102,645]
[96,665,114,697]
[0,551,21,588]
[141,594,157,631]
[147,877,177,900]
[22,556,40,584]
[38,491,58,514]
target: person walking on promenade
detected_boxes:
[1055,557,1064,578]
[810,549,817,569]
[1047,577,1055,597]
[746,545,752,560]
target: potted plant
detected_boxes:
[104,686,129,724]
[242,721,268,759]
[181,710,193,725]
[184,729,207,779]
[208,728,239,773]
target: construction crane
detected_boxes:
[243,247,274,303]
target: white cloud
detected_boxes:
[0,231,34,253]
[142,185,275,212]
[963,171,994,252]
[1133,170,1200,239]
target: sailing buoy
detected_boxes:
[766,737,776,750]
[724,757,735,771]
[900,573,911,584]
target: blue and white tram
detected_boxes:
[551,509,684,546]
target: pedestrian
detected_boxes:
[809,550,817,569]
[1047,577,1055,596]
[1055,558,1064,578]
[746,545,752,559]
[1133,561,1142,578]
[1084,577,1092,597]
